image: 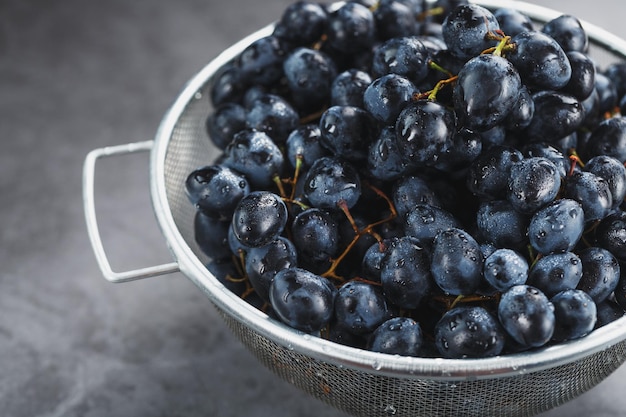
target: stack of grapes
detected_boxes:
[185,0,626,359]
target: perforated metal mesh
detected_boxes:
[219,308,626,417]
[152,2,626,416]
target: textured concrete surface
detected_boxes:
[2,0,626,416]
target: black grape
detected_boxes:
[551,289,597,342]
[380,236,432,309]
[431,228,484,295]
[498,285,555,348]
[395,99,456,167]
[269,267,337,333]
[334,281,393,335]
[368,317,424,357]
[442,4,500,60]
[507,30,572,90]
[303,156,362,210]
[245,237,298,302]
[435,306,505,358]
[231,191,288,248]
[453,54,522,131]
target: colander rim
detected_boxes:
[149,0,626,381]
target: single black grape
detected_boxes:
[210,62,246,107]
[576,246,620,303]
[368,317,424,357]
[185,164,250,217]
[466,145,524,200]
[303,156,361,210]
[562,51,596,100]
[498,285,555,348]
[373,0,421,40]
[563,170,613,222]
[442,4,500,60]
[319,105,378,162]
[595,299,626,328]
[615,262,626,309]
[504,85,535,131]
[551,289,596,342]
[392,175,442,220]
[290,208,339,274]
[605,62,626,98]
[542,14,588,53]
[453,54,522,132]
[585,155,626,209]
[595,211,626,261]
[431,228,484,295]
[237,35,291,86]
[361,240,390,282]
[380,236,432,309]
[523,91,584,144]
[371,36,431,85]
[522,142,569,178]
[527,252,583,297]
[366,126,414,182]
[194,211,232,261]
[246,93,300,145]
[272,1,328,46]
[507,157,562,214]
[330,69,372,108]
[269,267,337,333]
[476,200,530,250]
[227,223,250,257]
[231,191,288,248]
[435,306,505,358]
[493,7,533,37]
[334,281,393,335]
[528,198,585,255]
[283,47,338,112]
[395,99,456,167]
[508,30,572,90]
[580,89,603,130]
[483,248,528,292]
[325,2,377,54]
[364,74,419,125]
[403,203,461,243]
[245,237,298,302]
[433,127,483,173]
[595,72,619,115]
[285,124,329,171]
[206,103,247,150]
[583,116,626,163]
[222,129,285,189]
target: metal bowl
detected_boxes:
[83,1,626,416]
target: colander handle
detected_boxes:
[82,140,180,283]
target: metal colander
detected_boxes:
[83,1,626,416]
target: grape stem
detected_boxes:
[322,184,398,282]
[290,155,303,200]
[428,60,454,78]
[300,107,327,124]
[417,6,445,21]
[433,293,499,310]
[273,174,287,197]
[568,152,585,176]
[225,250,257,300]
[414,75,458,102]
[350,276,383,287]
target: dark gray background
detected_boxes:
[2,0,625,416]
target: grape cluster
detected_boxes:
[187,0,626,359]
